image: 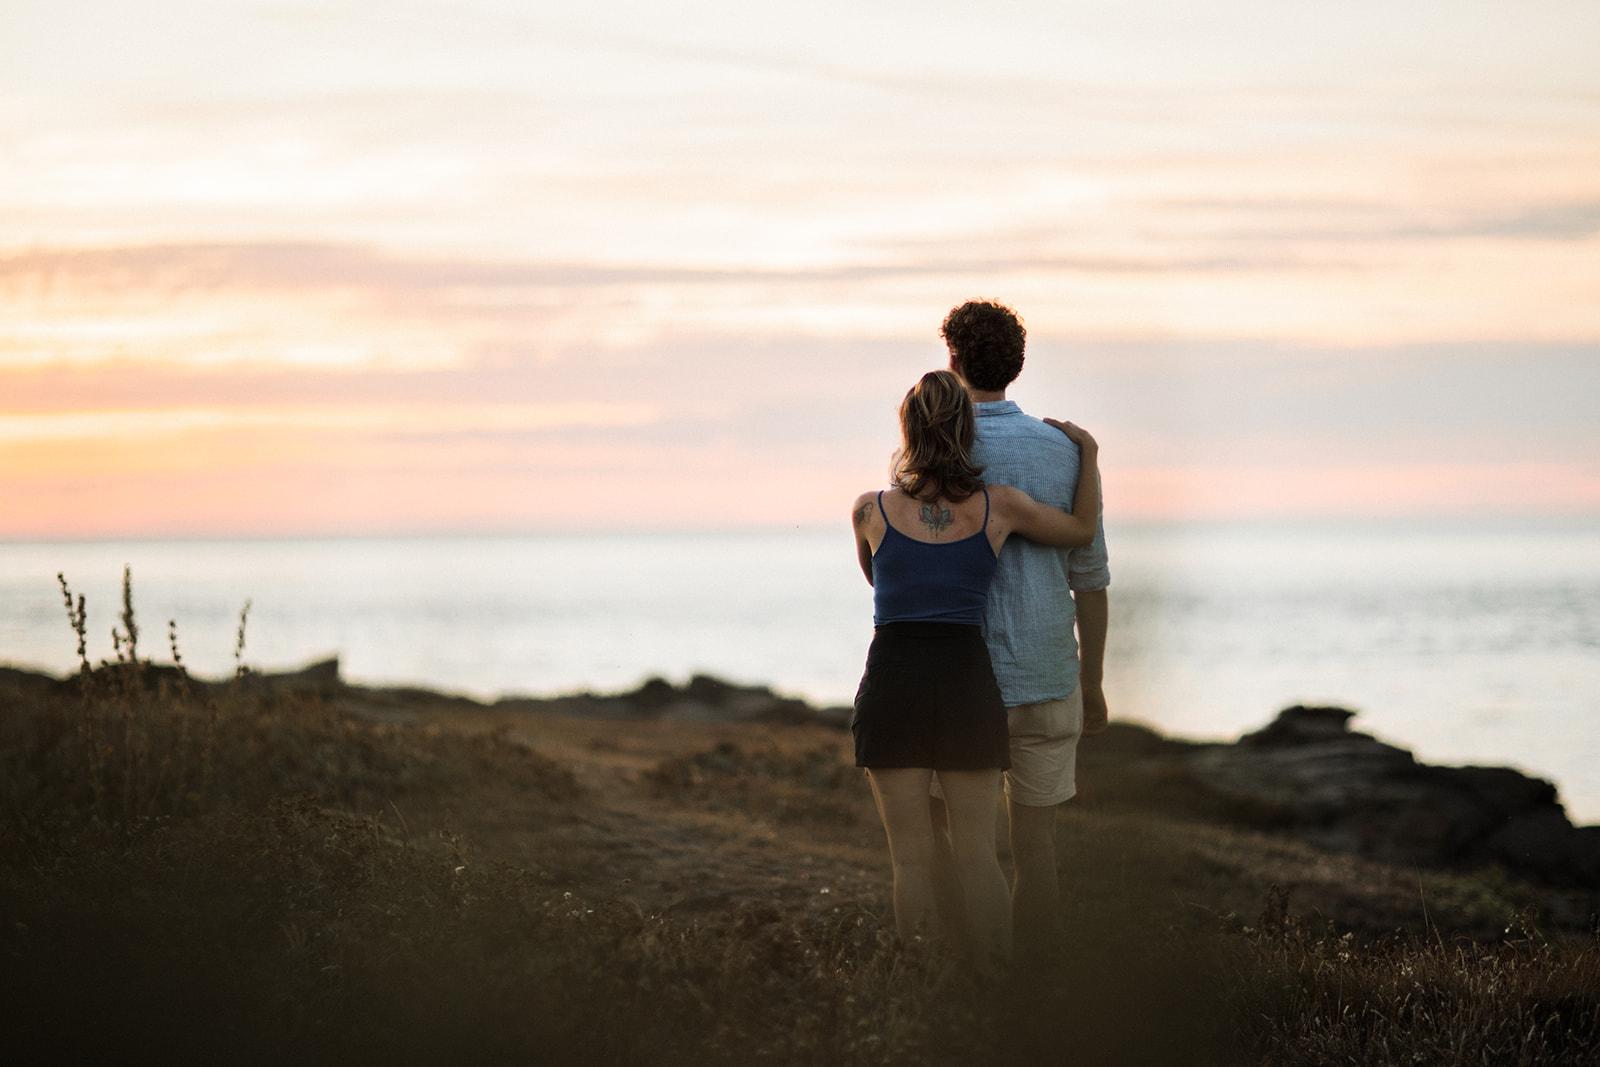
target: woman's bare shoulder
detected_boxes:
[851,490,881,529]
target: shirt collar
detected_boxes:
[973,399,1022,417]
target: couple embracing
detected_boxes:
[849,300,1110,977]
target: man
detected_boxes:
[931,299,1111,959]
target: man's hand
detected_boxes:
[1081,681,1109,736]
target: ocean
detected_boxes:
[3,520,1598,824]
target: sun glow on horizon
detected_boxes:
[4,1,1599,537]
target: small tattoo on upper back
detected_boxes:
[853,500,873,527]
[919,502,953,534]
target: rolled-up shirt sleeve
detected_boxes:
[1067,502,1110,592]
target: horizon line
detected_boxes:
[8,511,1600,545]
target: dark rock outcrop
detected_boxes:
[0,665,73,703]
[620,673,820,725]
[490,674,852,725]
[1082,705,1600,891]
[239,655,344,697]
[0,658,332,703]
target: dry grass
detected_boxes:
[645,739,863,828]
[1,569,1597,1065]
[1235,927,1600,1065]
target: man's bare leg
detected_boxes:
[1007,796,1061,963]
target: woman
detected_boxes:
[848,369,1100,975]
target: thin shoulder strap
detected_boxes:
[981,485,991,529]
[876,490,888,523]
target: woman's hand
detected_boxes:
[1044,418,1097,457]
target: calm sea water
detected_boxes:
[3,520,1598,824]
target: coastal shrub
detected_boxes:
[0,569,578,853]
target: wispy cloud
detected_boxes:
[0,401,657,443]
[0,240,1331,294]
[1156,199,1600,243]
[1444,202,1600,241]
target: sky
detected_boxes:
[3,0,1599,537]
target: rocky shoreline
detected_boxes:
[5,656,1596,895]
[1078,705,1600,893]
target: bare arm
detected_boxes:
[996,423,1101,548]
[1073,587,1109,734]
[850,492,876,585]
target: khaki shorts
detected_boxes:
[928,687,1083,807]
[1003,689,1083,806]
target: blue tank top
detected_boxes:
[871,487,999,627]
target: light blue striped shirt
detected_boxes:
[971,400,1110,706]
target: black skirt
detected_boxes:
[851,622,1011,770]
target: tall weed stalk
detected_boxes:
[49,568,243,832]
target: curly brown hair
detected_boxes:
[891,370,986,502]
[941,300,1026,392]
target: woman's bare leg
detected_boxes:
[927,795,971,954]
[865,767,939,943]
[934,768,1012,974]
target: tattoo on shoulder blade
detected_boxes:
[853,500,873,527]
[919,502,953,534]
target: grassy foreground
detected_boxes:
[2,575,1597,1065]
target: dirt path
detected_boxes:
[381,704,893,924]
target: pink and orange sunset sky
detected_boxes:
[4,1,1599,537]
